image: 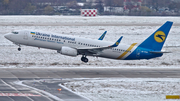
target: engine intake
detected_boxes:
[60,46,78,57]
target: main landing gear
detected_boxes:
[81,55,88,63]
[18,48,21,51]
[17,44,21,51]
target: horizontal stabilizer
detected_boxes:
[150,51,171,54]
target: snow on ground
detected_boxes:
[1,16,180,26]
[63,78,180,101]
[1,16,180,101]
[0,16,180,68]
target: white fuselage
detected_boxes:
[5,30,138,60]
[5,21,173,62]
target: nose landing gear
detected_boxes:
[81,55,88,63]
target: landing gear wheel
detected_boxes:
[18,48,21,51]
[81,57,85,61]
[84,58,88,63]
[81,57,88,63]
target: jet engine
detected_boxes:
[60,46,78,57]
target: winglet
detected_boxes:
[98,31,107,40]
[110,36,123,47]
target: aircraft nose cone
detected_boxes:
[4,33,12,40]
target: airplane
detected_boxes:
[4,21,173,63]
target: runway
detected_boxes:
[1,68,180,78]
[0,68,180,101]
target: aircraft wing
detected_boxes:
[77,36,123,55]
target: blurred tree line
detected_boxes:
[0,0,180,15]
[0,0,78,15]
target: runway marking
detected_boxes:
[167,76,180,78]
[15,81,62,101]
[0,91,15,101]
[1,79,34,101]
[1,80,17,90]
[0,93,41,96]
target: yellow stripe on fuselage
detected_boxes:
[117,43,137,59]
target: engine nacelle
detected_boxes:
[60,46,78,57]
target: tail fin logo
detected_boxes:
[116,42,119,45]
[154,31,166,43]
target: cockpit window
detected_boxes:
[12,32,18,34]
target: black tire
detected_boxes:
[84,58,88,63]
[81,57,85,61]
[81,57,88,63]
[18,48,21,51]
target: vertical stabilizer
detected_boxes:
[138,21,173,51]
